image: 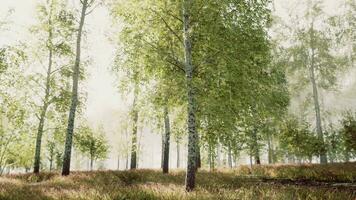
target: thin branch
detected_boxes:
[86,2,101,16]
[50,65,69,75]
[140,38,185,73]
[149,8,183,44]
[159,8,183,23]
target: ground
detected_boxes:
[0,163,355,200]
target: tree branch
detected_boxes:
[149,8,183,44]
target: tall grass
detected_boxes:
[0,163,355,200]
[234,162,356,182]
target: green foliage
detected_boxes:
[279,116,322,161]
[0,97,32,174]
[74,125,109,166]
[112,0,289,168]
[340,111,356,155]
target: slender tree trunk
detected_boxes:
[62,0,88,176]
[195,136,201,170]
[249,154,253,169]
[163,106,171,174]
[34,104,49,173]
[90,156,93,171]
[176,139,180,168]
[233,153,238,168]
[130,84,139,170]
[252,128,261,165]
[183,0,198,192]
[161,131,164,169]
[309,22,327,164]
[208,143,215,171]
[217,142,221,167]
[33,0,54,174]
[228,145,232,168]
[125,154,128,170]
[267,132,273,164]
[49,153,53,172]
[117,154,120,170]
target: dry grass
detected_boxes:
[0,163,355,200]
[234,162,356,182]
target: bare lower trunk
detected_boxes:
[195,136,201,170]
[183,0,198,192]
[252,129,261,165]
[217,143,221,167]
[309,22,327,164]
[90,157,93,171]
[208,143,215,171]
[228,145,232,168]
[249,154,253,169]
[233,154,238,167]
[176,140,180,168]
[161,131,164,169]
[125,154,128,170]
[49,152,54,171]
[62,0,88,176]
[33,104,49,173]
[267,132,273,164]
[130,84,139,170]
[163,106,171,174]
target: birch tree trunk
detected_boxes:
[161,131,164,169]
[176,139,180,168]
[196,136,201,170]
[228,145,232,168]
[49,155,53,172]
[309,22,327,164]
[90,155,93,171]
[130,84,139,170]
[208,143,215,171]
[33,0,54,174]
[62,0,88,176]
[252,128,261,165]
[267,132,273,164]
[162,106,171,173]
[182,0,198,192]
[217,142,221,167]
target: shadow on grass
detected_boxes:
[0,179,54,200]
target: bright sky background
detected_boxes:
[0,0,354,170]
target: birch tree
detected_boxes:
[62,0,97,176]
[31,0,76,174]
[285,0,346,164]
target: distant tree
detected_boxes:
[75,125,109,171]
[279,116,321,163]
[284,0,347,164]
[0,98,29,174]
[0,44,27,174]
[323,124,344,163]
[31,0,76,174]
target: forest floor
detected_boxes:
[0,163,355,200]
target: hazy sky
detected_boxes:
[0,0,353,169]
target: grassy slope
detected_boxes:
[0,163,355,200]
